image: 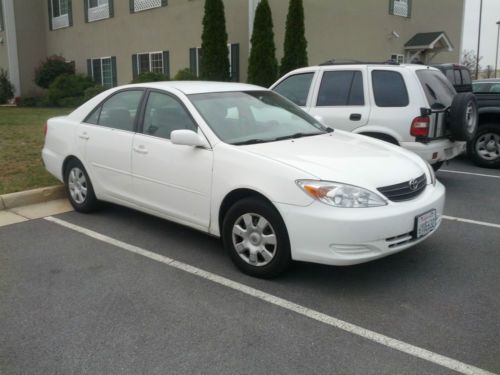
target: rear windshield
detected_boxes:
[416,69,456,109]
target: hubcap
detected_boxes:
[475,133,500,161]
[68,167,88,204]
[232,213,277,267]
[465,103,477,135]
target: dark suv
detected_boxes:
[433,64,473,93]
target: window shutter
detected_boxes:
[129,0,134,13]
[162,51,170,79]
[68,0,73,26]
[84,0,88,23]
[87,59,92,78]
[161,0,167,7]
[189,48,197,75]
[407,0,412,17]
[111,56,118,87]
[131,54,138,80]
[230,44,240,82]
[389,0,394,15]
[109,0,114,17]
[48,0,53,30]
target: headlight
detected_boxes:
[426,162,436,186]
[296,180,387,208]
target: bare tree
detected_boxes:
[461,49,483,79]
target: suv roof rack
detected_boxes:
[319,59,400,66]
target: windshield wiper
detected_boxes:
[232,139,270,145]
[274,132,324,141]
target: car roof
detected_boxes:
[120,81,266,95]
[283,64,439,75]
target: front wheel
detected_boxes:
[64,159,100,212]
[222,197,291,278]
[467,124,500,168]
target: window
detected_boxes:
[85,0,113,22]
[189,48,203,77]
[390,54,404,64]
[389,0,411,18]
[88,90,144,131]
[143,92,197,139]
[87,57,117,88]
[416,70,455,108]
[0,0,4,32]
[372,70,409,107]
[461,69,471,85]
[228,44,240,82]
[130,0,167,13]
[132,51,169,79]
[273,73,314,107]
[316,71,364,106]
[48,0,72,30]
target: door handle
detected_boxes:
[350,113,362,121]
[78,132,89,140]
[133,145,148,154]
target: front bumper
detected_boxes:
[401,139,466,164]
[275,181,445,266]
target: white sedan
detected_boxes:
[42,82,445,278]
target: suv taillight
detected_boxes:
[411,116,430,137]
[43,122,48,136]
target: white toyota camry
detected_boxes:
[42,81,445,277]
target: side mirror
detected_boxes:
[171,129,208,148]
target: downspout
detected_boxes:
[3,0,20,97]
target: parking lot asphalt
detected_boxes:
[1,156,499,375]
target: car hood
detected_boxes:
[240,131,427,189]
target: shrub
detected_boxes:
[35,55,75,89]
[48,74,94,106]
[0,69,15,104]
[84,85,106,101]
[173,68,198,81]
[280,0,308,76]
[131,71,169,83]
[17,97,39,107]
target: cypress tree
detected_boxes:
[200,0,230,81]
[247,0,278,87]
[280,0,308,76]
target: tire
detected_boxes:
[222,197,292,278]
[449,92,478,141]
[431,161,444,171]
[64,159,100,212]
[466,124,500,169]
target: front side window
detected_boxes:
[143,92,197,140]
[316,71,364,106]
[88,90,144,131]
[372,70,409,107]
[189,91,326,145]
[49,0,71,30]
[389,0,411,18]
[88,57,117,89]
[273,73,314,107]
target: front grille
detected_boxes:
[377,174,426,202]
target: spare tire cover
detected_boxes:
[449,92,478,141]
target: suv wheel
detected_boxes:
[467,125,500,168]
[449,93,478,141]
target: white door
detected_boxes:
[307,69,370,132]
[131,91,213,230]
[77,89,144,202]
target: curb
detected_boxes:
[0,185,66,211]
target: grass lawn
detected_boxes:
[0,107,74,195]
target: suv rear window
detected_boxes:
[316,71,364,106]
[273,73,314,107]
[416,69,455,109]
[371,70,409,107]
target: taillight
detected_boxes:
[43,122,48,136]
[411,116,429,137]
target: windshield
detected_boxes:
[416,69,456,109]
[188,91,327,145]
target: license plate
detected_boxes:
[415,210,437,238]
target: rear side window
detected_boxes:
[372,70,409,107]
[416,70,455,109]
[316,71,364,106]
[454,70,462,85]
[445,70,456,84]
[273,73,314,106]
[461,69,471,85]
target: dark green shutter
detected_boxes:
[389,0,394,15]
[87,59,92,78]
[84,0,88,22]
[68,0,73,26]
[131,54,138,80]
[189,48,197,75]
[197,48,203,76]
[48,0,53,30]
[109,0,114,17]
[407,0,412,17]
[129,0,134,13]
[161,0,167,7]
[162,51,170,79]
[111,56,117,87]
[230,44,239,82]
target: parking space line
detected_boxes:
[439,169,500,179]
[44,215,496,375]
[443,216,500,229]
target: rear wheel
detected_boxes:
[467,125,500,168]
[64,159,100,212]
[222,197,291,278]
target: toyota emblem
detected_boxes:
[409,179,419,191]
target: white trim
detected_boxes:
[248,0,259,53]
[3,0,20,97]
